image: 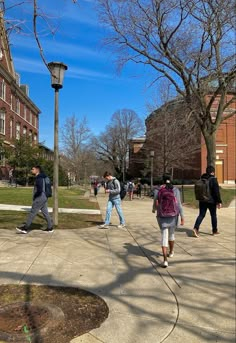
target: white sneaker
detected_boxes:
[161,261,168,268]
[16,226,28,234]
[117,224,126,229]
[98,224,109,229]
[168,252,174,258]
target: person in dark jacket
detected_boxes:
[193,166,222,237]
[16,165,53,234]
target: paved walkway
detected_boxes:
[0,193,235,343]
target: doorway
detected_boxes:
[215,161,224,183]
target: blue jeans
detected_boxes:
[104,197,125,225]
[194,202,217,233]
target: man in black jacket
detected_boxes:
[16,165,53,234]
[193,166,222,237]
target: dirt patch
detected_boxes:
[0,284,109,343]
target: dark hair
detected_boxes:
[162,173,173,189]
[103,171,112,178]
[206,165,215,174]
[32,165,42,172]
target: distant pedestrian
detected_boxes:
[93,180,98,197]
[127,181,135,200]
[16,165,53,234]
[193,166,222,237]
[152,174,184,268]
[8,168,14,186]
[136,182,142,198]
[98,171,126,229]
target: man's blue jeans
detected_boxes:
[104,197,125,225]
[194,202,217,233]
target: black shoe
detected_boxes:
[44,227,54,233]
[16,225,28,234]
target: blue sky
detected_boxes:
[6,0,156,149]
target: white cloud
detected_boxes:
[14,56,115,82]
[10,34,105,61]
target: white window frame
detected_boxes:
[16,98,20,114]
[10,119,13,138]
[0,80,6,100]
[16,122,20,140]
[0,110,5,135]
[29,110,32,124]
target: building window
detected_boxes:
[16,98,20,114]
[0,110,5,135]
[16,123,20,140]
[24,105,27,120]
[34,133,37,144]
[29,111,32,124]
[10,95,13,110]
[10,119,13,138]
[29,130,32,144]
[0,80,6,100]
[23,126,27,136]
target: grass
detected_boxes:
[0,186,102,230]
[0,186,98,209]
[180,186,235,208]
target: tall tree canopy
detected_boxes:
[98,0,236,165]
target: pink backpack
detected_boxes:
[157,187,179,217]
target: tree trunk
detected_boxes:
[202,129,216,167]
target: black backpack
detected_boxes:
[119,181,127,200]
[194,178,211,202]
[43,176,52,198]
[112,179,127,200]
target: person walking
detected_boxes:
[98,171,126,229]
[127,180,135,200]
[152,174,184,268]
[93,180,98,197]
[136,181,142,199]
[8,168,14,186]
[16,165,53,234]
[193,165,222,237]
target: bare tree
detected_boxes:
[146,100,201,177]
[144,80,200,177]
[1,0,79,71]
[60,115,91,182]
[97,0,236,166]
[93,108,144,179]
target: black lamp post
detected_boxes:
[48,62,68,226]
[150,150,155,190]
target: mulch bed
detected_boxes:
[0,284,109,343]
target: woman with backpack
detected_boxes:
[152,174,184,268]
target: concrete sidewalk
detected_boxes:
[0,194,235,343]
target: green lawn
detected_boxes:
[0,186,102,230]
[180,186,235,208]
[0,186,98,209]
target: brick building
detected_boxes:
[201,92,235,184]
[0,14,40,179]
[129,94,235,184]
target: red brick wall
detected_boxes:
[201,94,236,183]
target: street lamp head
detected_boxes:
[48,62,68,90]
